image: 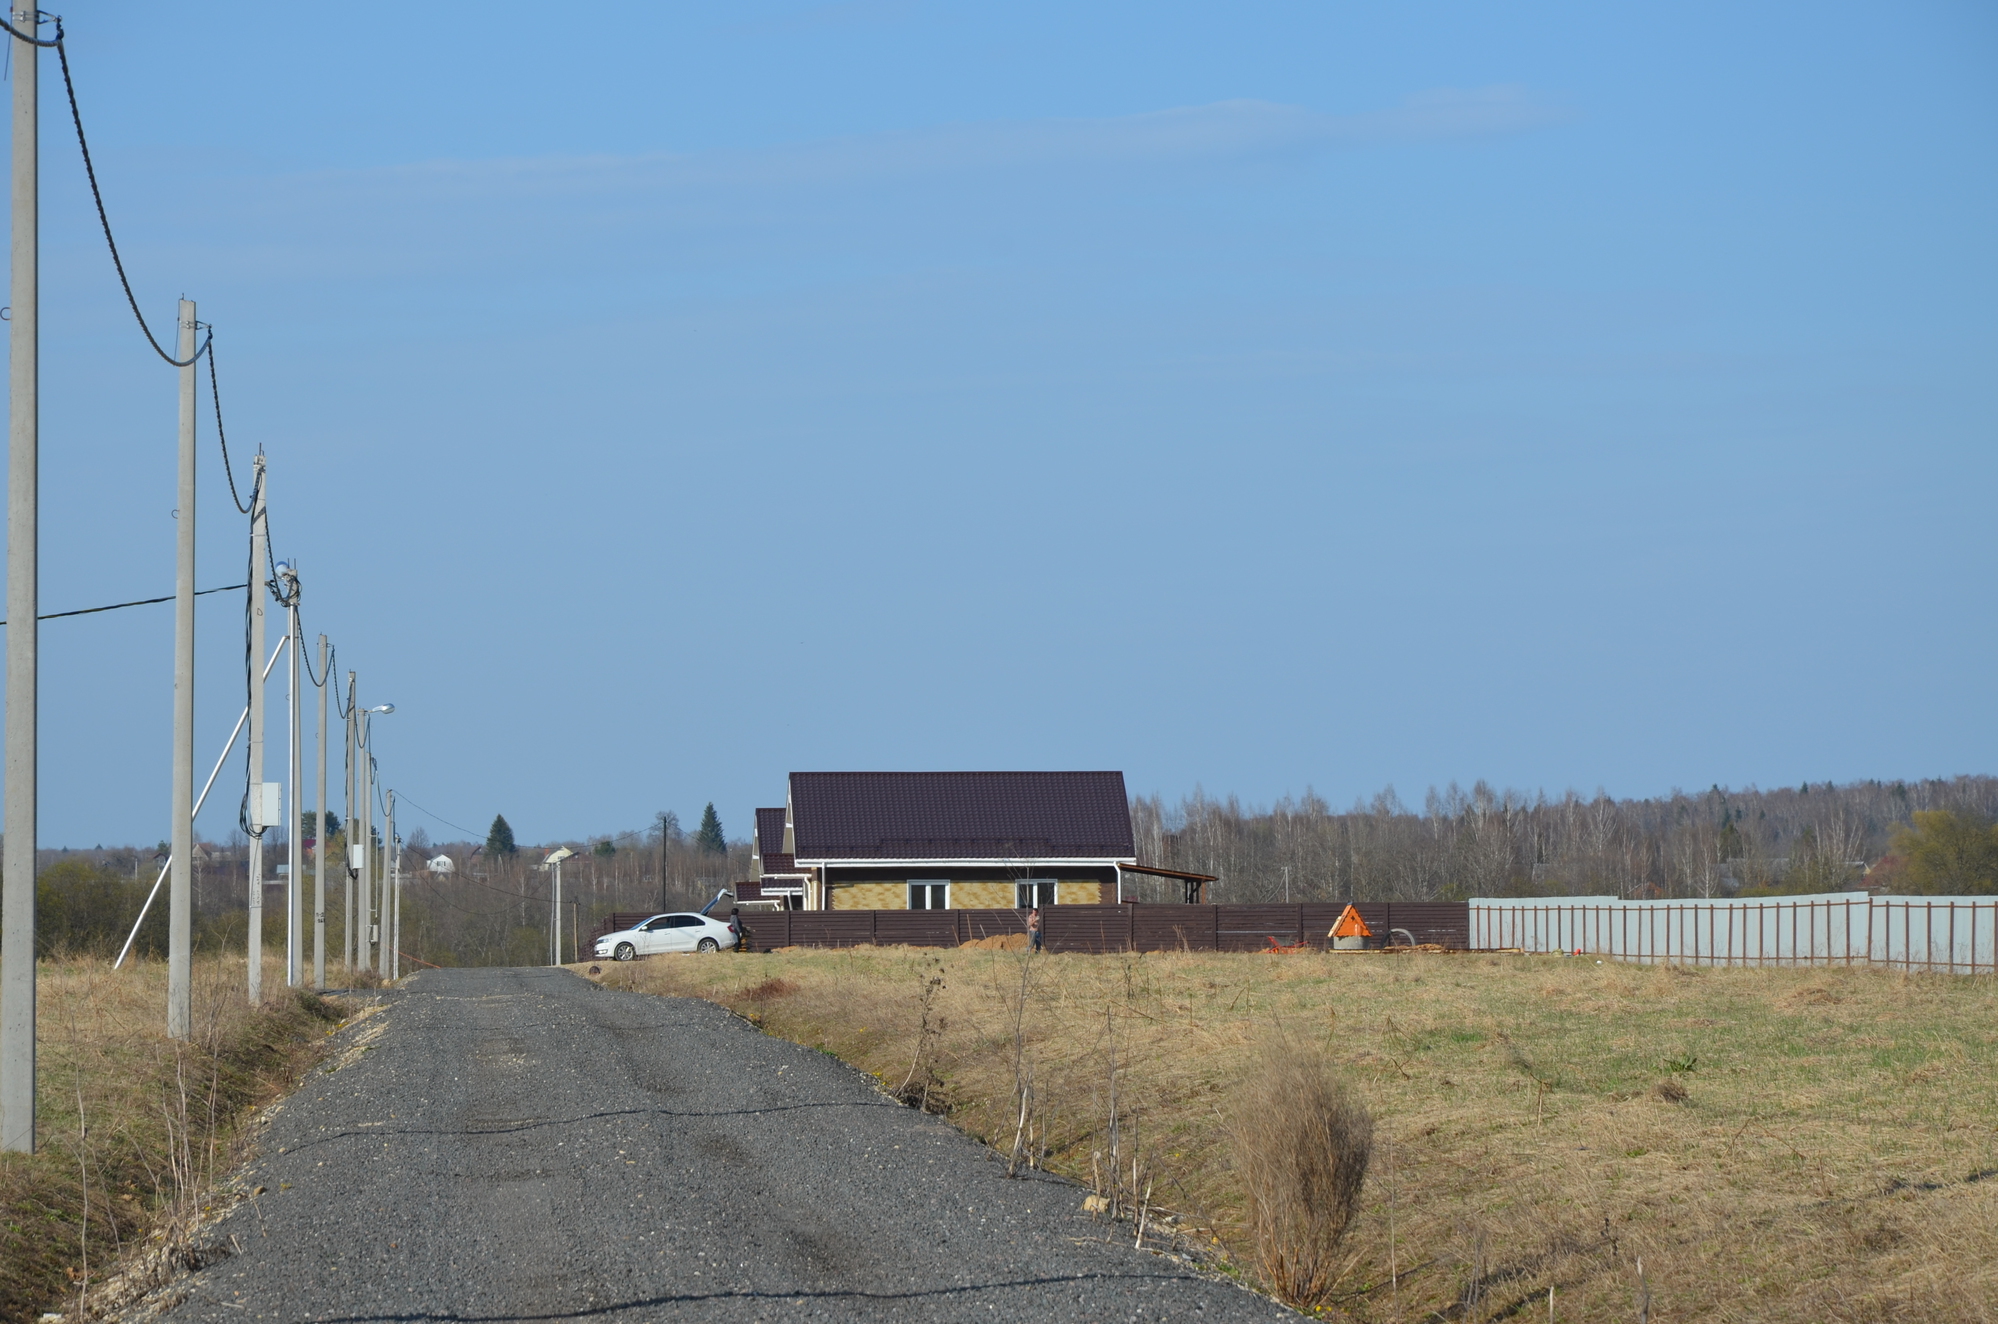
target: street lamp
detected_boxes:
[540,847,576,967]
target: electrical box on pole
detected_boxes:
[252,782,282,830]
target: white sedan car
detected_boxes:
[595,912,740,961]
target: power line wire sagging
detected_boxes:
[45,20,210,369]
[395,795,487,842]
[0,583,246,625]
[208,333,254,515]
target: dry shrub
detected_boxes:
[742,977,800,1002]
[1227,1041,1373,1309]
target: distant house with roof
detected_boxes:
[745,771,1210,910]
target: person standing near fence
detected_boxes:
[1027,906,1043,953]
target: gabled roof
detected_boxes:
[788,771,1134,862]
[754,807,797,875]
[754,808,787,859]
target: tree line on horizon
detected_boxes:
[1129,775,1998,904]
[14,779,1997,966]
[11,801,749,968]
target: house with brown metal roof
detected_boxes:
[747,771,1206,911]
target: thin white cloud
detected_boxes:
[721,0,924,35]
[299,86,1568,202]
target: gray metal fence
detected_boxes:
[1468,893,1998,975]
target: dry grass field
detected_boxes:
[597,946,1998,1322]
[0,955,342,1324]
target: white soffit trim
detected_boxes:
[798,857,1137,869]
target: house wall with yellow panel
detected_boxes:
[813,866,1122,910]
[831,882,908,910]
[949,881,1015,909]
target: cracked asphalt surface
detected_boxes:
[154,965,1292,1322]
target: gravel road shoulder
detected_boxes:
[125,964,1291,1322]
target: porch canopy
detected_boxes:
[1119,862,1219,905]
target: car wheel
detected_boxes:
[697,937,719,953]
[613,942,636,962]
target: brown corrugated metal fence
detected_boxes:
[734,902,1469,955]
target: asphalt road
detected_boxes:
[149,965,1292,1322]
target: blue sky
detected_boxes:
[7,1,1995,848]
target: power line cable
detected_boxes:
[395,795,492,842]
[0,10,60,48]
[22,16,263,552]
[303,638,334,690]
[44,21,212,368]
[395,796,664,853]
[457,874,558,904]
[0,582,246,625]
[207,334,254,515]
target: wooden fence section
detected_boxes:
[737,902,1470,955]
[1469,894,1998,975]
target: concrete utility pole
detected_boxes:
[313,635,328,989]
[342,672,355,971]
[351,703,394,977]
[1,3,39,1153]
[246,457,268,1005]
[542,848,575,967]
[284,564,302,987]
[356,707,372,973]
[168,297,198,1041]
[386,791,397,980]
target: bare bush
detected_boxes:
[1227,1042,1373,1309]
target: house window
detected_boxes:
[1016,880,1057,909]
[909,880,949,910]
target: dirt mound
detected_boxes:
[960,933,1029,951]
